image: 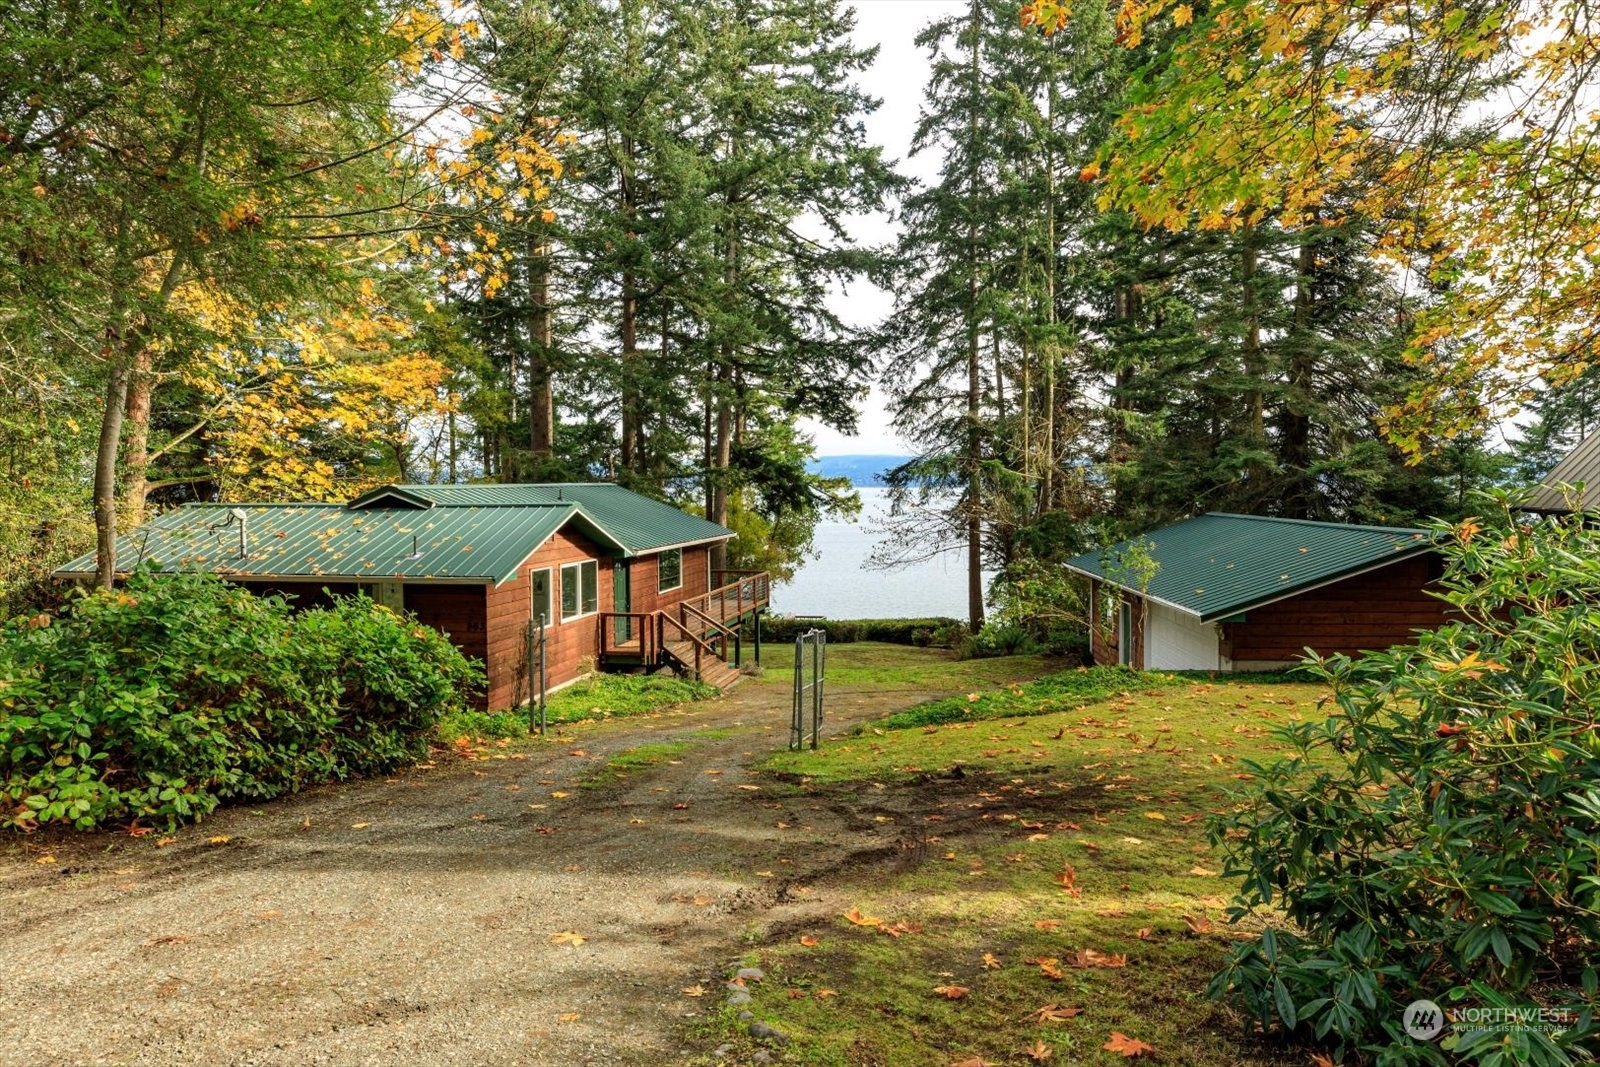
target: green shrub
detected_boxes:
[759,616,964,647]
[0,571,480,832]
[876,665,1180,730]
[1208,504,1600,1064]
[296,593,479,775]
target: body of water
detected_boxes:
[771,488,988,620]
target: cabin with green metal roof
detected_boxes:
[54,484,770,707]
[1064,513,1448,671]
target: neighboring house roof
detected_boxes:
[346,483,733,553]
[54,483,733,585]
[1519,434,1600,513]
[1065,513,1437,622]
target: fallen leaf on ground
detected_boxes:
[933,984,970,999]
[799,935,819,947]
[1183,914,1213,934]
[206,836,230,845]
[680,985,706,997]
[1024,1039,1054,1062]
[351,823,370,829]
[1188,866,1219,877]
[155,837,175,847]
[549,931,586,946]
[815,989,838,998]
[1311,1055,1337,1067]
[35,855,55,865]
[1136,927,1153,940]
[549,791,570,798]
[981,952,1002,969]
[844,907,882,927]
[1068,948,1127,968]
[1033,919,1061,931]
[1031,1003,1083,1022]
[143,935,190,946]
[1142,811,1166,821]
[557,1012,580,1023]
[1104,1032,1155,1057]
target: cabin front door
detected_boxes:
[613,560,631,643]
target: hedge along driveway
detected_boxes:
[0,643,1065,1066]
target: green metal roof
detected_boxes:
[56,482,732,585]
[347,483,733,553]
[1065,513,1438,622]
[54,502,607,586]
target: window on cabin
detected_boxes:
[562,560,599,621]
[530,568,552,625]
[658,548,683,593]
[581,560,598,615]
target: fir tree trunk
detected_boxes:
[529,240,555,459]
[1282,232,1316,518]
[965,0,985,634]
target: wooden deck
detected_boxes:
[598,570,769,684]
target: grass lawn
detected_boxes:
[703,667,1329,1066]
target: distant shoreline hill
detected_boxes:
[806,454,911,488]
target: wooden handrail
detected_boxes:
[658,612,719,680]
[681,601,737,640]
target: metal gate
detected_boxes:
[514,615,548,734]
[790,628,825,751]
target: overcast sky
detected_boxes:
[798,0,966,458]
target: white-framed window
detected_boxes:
[560,559,599,621]
[657,548,683,593]
[529,567,552,626]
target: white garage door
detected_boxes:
[1145,601,1220,671]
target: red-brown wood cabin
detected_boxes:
[1065,513,1449,671]
[54,483,770,708]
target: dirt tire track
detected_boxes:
[0,666,1042,1066]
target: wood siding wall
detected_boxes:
[626,544,712,616]
[405,585,489,667]
[1221,553,1448,665]
[485,528,614,708]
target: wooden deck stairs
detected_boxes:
[661,639,742,689]
[598,570,769,691]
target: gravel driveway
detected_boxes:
[0,665,988,1067]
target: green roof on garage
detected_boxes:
[1064,513,1438,622]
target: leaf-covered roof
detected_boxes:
[55,483,733,585]
[1064,513,1437,622]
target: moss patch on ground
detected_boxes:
[706,675,1330,1066]
[544,672,717,723]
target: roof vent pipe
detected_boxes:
[229,507,249,558]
